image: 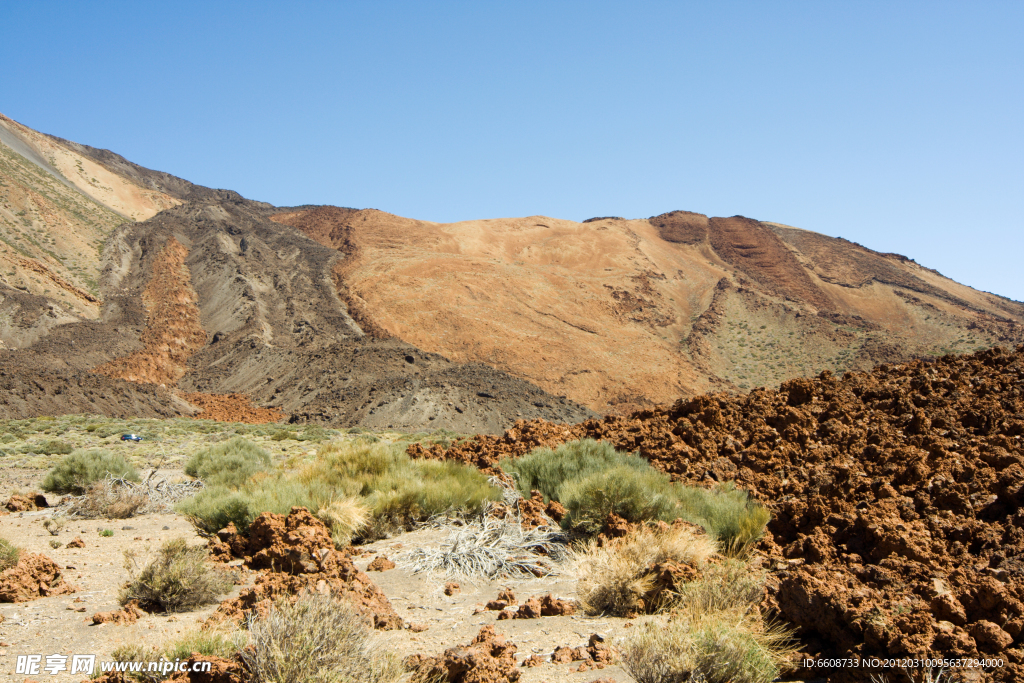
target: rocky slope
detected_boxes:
[411,344,1024,680]
[0,190,593,431]
[272,207,1024,415]
[0,113,179,328]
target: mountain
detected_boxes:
[1,113,1022,427]
[272,207,1024,414]
[0,115,593,431]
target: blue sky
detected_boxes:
[3,1,1022,300]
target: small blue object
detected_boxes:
[120,434,143,442]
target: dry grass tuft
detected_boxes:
[623,609,797,683]
[573,524,716,616]
[316,497,368,547]
[241,592,405,683]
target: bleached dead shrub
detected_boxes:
[60,475,203,520]
[404,514,567,578]
[573,524,716,616]
[241,593,405,683]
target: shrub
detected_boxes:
[501,441,770,552]
[296,425,330,442]
[178,441,499,540]
[0,539,20,570]
[673,558,767,615]
[32,439,73,455]
[41,449,140,495]
[315,498,368,547]
[120,538,232,612]
[558,465,679,534]
[184,437,272,488]
[99,529,114,537]
[110,627,246,683]
[241,593,405,683]
[499,438,648,501]
[573,525,716,616]
[73,481,147,519]
[673,483,771,554]
[303,441,500,535]
[177,486,255,534]
[623,610,796,683]
[43,517,66,536]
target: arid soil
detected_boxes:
[412,345,1024,681]
[272,207,1024,415]
[0,113,179,320]
[0,489,636,682]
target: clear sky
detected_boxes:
[3,1,1022,300]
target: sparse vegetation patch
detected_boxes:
[241,593,405,683]
[41,449,139,495]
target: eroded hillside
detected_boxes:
[3,112,1022,432]
[0,113,179,332]
[273,207,1024,414]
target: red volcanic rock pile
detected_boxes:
[412,346,1024,680]
[207,507,401,630]
[179,392,286,424]
[0,553,77,602]
[405,625,521,683]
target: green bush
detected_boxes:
[41,449,140,495]
[0,539,20,570]
[32,439,73,455]
[499,440,770,553]
[673,483,771,554]
[499,439,649,501]
[177,441,499,540]
[184,437,272,488]
[309,443,499,532]
[120,538,232,613]
[559,465,679,534]
[177,487,256,534]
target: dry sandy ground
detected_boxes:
[0,502,635,682]
[0,510,227,682]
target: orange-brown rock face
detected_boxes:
[0,553,77,602]
[274,206,1024,415]
[93,236,207,386]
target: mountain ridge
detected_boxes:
[1,113,1022,427]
